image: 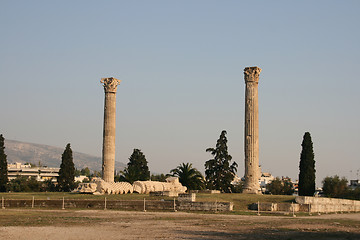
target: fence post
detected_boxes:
[317,203,321,215]
[353,201,356,213]
[32,196,35,209]
[1,197,4,209]
[215,199,218,213]
[325,204,328,214]
[62,197,65,210]
[104,197,107,210]
[173,198,177,212]
[143,198,146,212]
[257,201,260,216]
[292,202,296,217]
[308,204,312,215]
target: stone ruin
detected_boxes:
[75,177,187,195]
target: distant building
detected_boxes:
[7,162,59,182]
[232,171,276,193]
[350,179,360,190]
[260,172,275,186]
[231,174,242,185]
[259,172,275,193]
[291,179,299,194]
[75,175,89,183]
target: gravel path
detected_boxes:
[0,210,359,240]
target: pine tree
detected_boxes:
[58,143,75,192]
[0,134,8,192]
[205,130,238,193]
[120,149,150,184]
[298,132,316,196]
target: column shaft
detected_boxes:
[100,77,121,183]
[243,67,261,194]
[102,92,117,182]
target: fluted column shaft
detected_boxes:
[243,67,261,194]
[101,77,121,182]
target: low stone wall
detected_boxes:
[296,196,360,206]
[177,201,233,212]
[149,191,178,197]
[296,196,360,213]
[251,197,360,213]
[178,193,196,202]
[190,190,220,194]
[1,199,174,211]
[252,202,299,212]
[1,199,232,212]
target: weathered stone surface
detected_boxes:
[149,191,178,197]
[75,177,186,195]
[76,179,133,194]
[98,180,134,194]
[178,193,196,202]
[296,196,360,213]
[177,201,233,212]
[100,77,121,183]
[76,182,98,193]
[133,177,187,194]
[251,196,360,213]
[190,190,220,194]
[2,199,174,211]
[2,199,233,211]
[243,66,262,194]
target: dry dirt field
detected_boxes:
[0,209,360,240]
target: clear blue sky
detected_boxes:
[1,0,359,186]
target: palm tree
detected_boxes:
[170,163,205,190]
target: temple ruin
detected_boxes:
[243,67,262,194]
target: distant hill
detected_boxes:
[4,139,126,172]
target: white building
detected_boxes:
[259,172,275,193]
[7,162,59,182]
[75,175,89,182]
[232,171,276,193]
[350,179,360,190]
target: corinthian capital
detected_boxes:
[244,67,262,83]
[101,77,121,93]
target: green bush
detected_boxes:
[8,176,57,192]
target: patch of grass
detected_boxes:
[196,193,295,211]
[0,192,161,200]
[0,192,295,212]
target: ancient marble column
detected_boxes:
[100,77,121,182]
[243,67,261,194]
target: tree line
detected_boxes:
[115,130,238,192]
[0,131,238,193]
[1,132,359,200]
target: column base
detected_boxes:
[242,187,262,194]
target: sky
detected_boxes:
[1,0,359,186]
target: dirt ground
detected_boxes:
[0,209,360,240]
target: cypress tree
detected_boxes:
[0,134,8,192]
[58,143,75,192]
[298,132,316,196]
[205,130,238,193]
[120,149,150,184]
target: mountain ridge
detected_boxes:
[4,139,126,171]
